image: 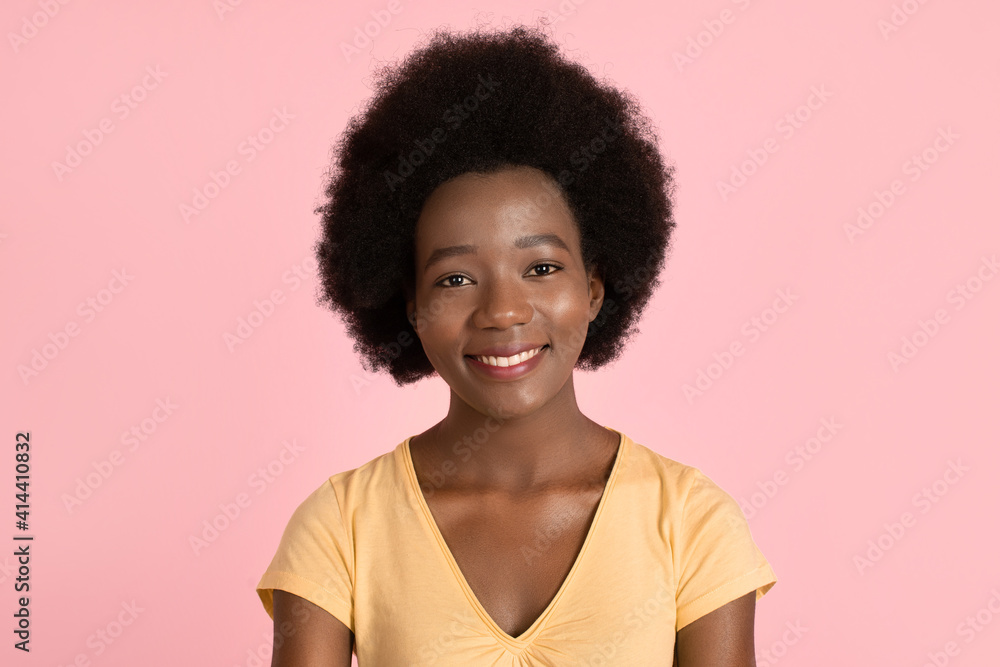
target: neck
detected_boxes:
[412,375,618,493]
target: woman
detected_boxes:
[256,24,776,665]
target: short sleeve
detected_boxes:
[255,478,355,632]
[674,468,776,631]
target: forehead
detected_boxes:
[414,166,578,247]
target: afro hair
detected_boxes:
[313,22,677,386]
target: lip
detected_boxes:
[465,345,548,380]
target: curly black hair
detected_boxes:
[313,22,677,386]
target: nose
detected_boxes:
[471,276,534,330]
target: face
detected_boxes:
[406,165,605,419]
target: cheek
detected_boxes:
[415,289,457,331]
[415,309,464,356]
[546,289,592,326]
[544,291,593,363]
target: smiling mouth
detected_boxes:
[465,345,549,367]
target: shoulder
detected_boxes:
[626,438,718,497]
[294,442,406,518]
[625,437,745,526]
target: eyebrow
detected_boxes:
[423,233,571,273]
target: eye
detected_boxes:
[434,263,563,288]
[529,263,563,277]
[436,274,471,288]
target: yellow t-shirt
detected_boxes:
[256,428,777,665]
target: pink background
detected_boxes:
[3,0,999,665]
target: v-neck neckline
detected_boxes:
[400,427,627,650]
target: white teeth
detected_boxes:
[473,346,544,367]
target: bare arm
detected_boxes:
[270,589,354,667]
[674,591,757,666]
